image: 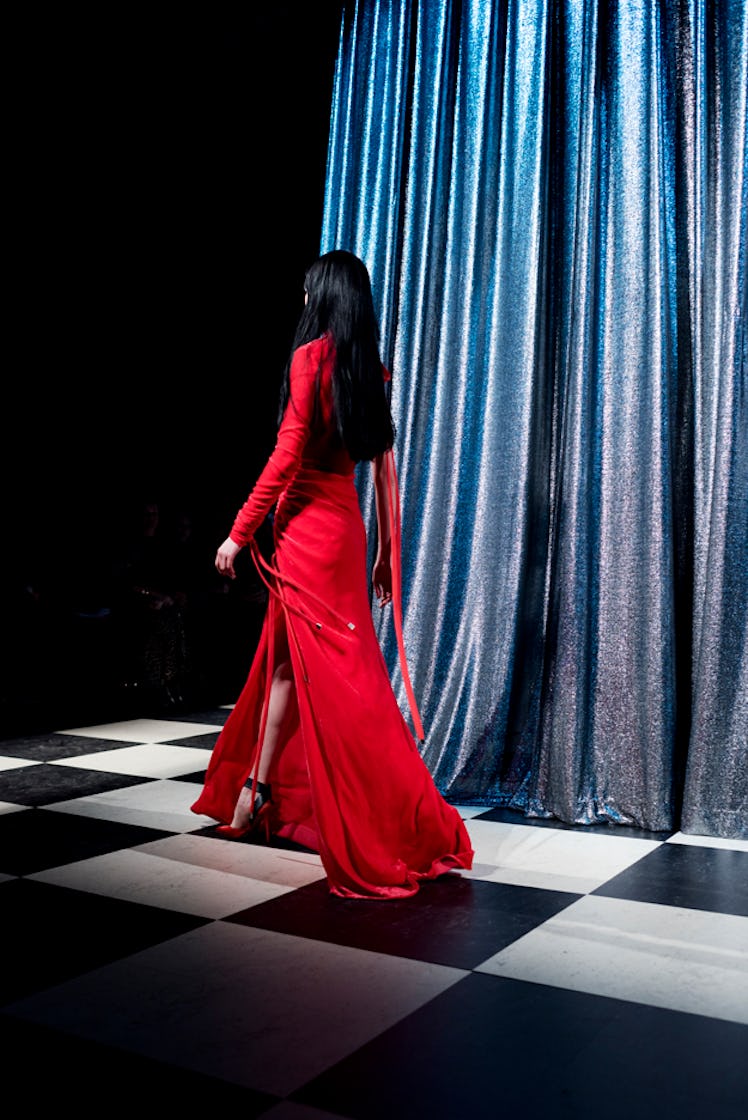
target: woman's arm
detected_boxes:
[371,452,393,606]
[223,345,319,551]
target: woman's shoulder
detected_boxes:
[295,333,334,363]
[290,335,334,386]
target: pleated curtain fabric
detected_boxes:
[320,0,747,839]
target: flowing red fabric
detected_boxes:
[191,334,473,898]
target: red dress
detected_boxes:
[191,334,474,898]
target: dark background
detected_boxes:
[4,5,346,732]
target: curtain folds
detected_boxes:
[320,0,747,838]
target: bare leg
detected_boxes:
[228,623,295,829]
[256,655,295,782]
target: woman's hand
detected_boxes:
[373,551,392,607]
[215,537,242,579]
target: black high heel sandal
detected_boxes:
[217,781,273,842]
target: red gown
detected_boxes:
[191,333,473,898]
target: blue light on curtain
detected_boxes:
[320,0,747,838]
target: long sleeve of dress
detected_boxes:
[229,346,317,545]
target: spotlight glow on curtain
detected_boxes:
[320,0,747,838]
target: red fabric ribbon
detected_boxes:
[383,448,425,742]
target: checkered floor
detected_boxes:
[1,705,746,1118]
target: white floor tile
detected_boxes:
[55,717,222,742]
[6,922,468,1096]
[137,834,327,890]
[0,801,29,815]
[27,847,293,917]
[51,742,213,778]
[0,756,42,772]
[463,819,661,893]
[668,831,748,853]
[44,778,212,831]
[475,893,748,1024]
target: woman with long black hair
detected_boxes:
[192,250,473,898]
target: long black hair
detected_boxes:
[277,249,395,462]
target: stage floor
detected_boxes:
[1,705,746,1117]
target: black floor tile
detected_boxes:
[593,842,748,917]
[0,731,134,760]
[0,806,170,875]
[173,770,212,784]
[291,973,748,1120]
[0,1013,277,1112]
[0,762,152,808]
[162,731,221,748]
[0,879,211,1005]
[227,873,581,969]
[578,991,748,1119]
[164,707,231,727]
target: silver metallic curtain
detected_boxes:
[320,0,747,839]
